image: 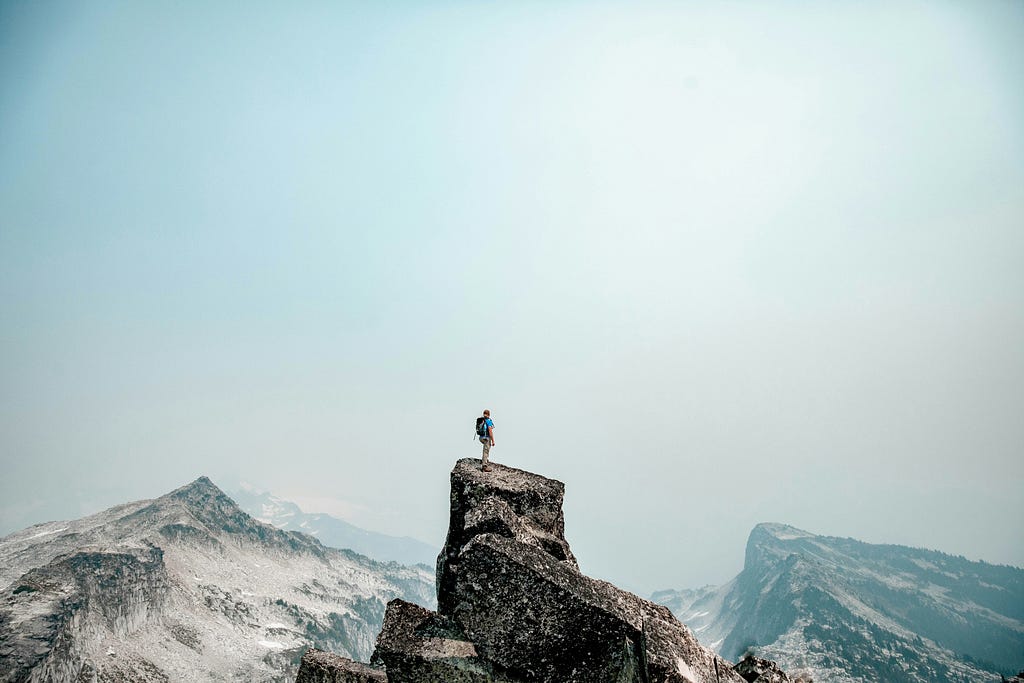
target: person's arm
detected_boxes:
[487,423,495,445]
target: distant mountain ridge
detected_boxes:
[0,477,435,682]
[229,484,437,568]
[654,522,1024,683]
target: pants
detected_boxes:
[479,437,491,464]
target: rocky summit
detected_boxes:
[298,459,788,683]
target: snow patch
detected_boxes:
[911,558,939,571]
[23,527,68,541]
[675,657,697,682]
[762,523,814,541]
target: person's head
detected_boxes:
[483,409,490,418]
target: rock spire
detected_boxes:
[297,459,790,683]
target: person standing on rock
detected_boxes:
[476,409,495,472]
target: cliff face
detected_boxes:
[298,459,789,683]
[656,522,1024,682]
[1,546,169,683]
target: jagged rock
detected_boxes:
[305,458,789,683]
[734,654,793,682]
[436,459,577,616]
[296,648,386,682]
[450,532,741,682]
[435,460,746,683]
[371,599,510,682]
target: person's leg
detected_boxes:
[480,437,491,470]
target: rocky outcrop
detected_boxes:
[734,654,795,683]
[369,599,500,681]
[435,460,577,616]
[296,649,386,682]
[303,458,777,683]
[0,545,169,683]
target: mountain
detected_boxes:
[0,477,435,682]
[299,459,790,683]
[229,484,437,568]
[653,522,1024,683]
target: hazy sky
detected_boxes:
[2,1,1022,594]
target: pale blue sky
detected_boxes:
[2,0,1022,593]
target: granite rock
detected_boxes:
[450,532,742,682]
[370,598,510,682]
[437,459,577,616]
[296,648,386,682]
[303,458,787,683]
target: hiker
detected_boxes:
[475,409,495,471]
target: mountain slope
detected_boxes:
[0,478,434,682]
[229,485,437,568]
[654,523,1024,683]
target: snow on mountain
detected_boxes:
[654,522,1024,683]
[0,477,435,682]
[229,485,438,568]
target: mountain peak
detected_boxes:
[751,522,815,541]
[0,482,437,682]
[154,476,315,552]
[160,476,246,519]
[744,523,818,570]
[167,476,223,499]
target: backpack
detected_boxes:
[475,417,489,439]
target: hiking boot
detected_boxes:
[482,465,492,472]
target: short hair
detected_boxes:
[483,409,490,416]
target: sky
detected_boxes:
[1,0,1022,595]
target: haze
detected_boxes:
[2,1,1022,594]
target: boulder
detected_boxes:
[296,648,386,683]
[734,654,793,682]
[437,459,577,616]
[370,598,508,682]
